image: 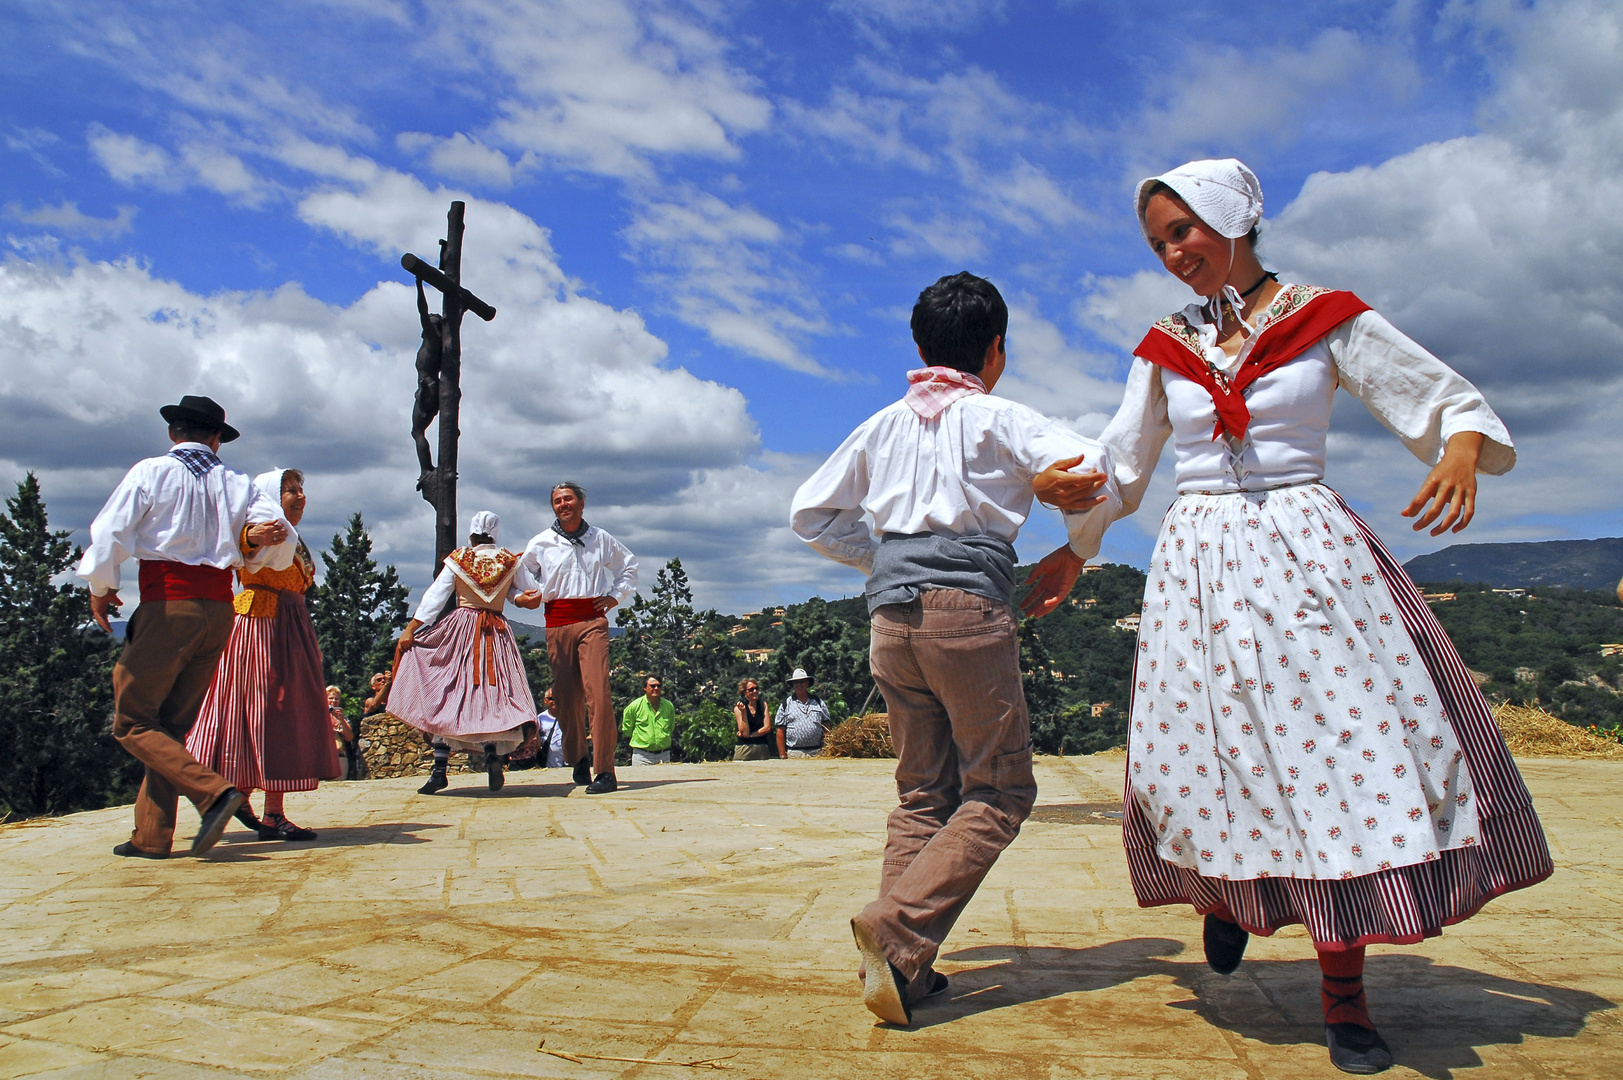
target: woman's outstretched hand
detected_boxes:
[1402,431,1485,536]
[1020,544,1086,619]
[1033,455,1110,512]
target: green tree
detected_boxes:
[766,597,874,719]
[0,474,137,818]
[310,513,410,704]
[673,700,737,762]
[615,557,740,708]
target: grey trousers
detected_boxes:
[854,588,1036,981]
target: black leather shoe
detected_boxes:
[113,841,167,859]
[1203,913,1249,975]
[192,788,245,856]
[234,804,265,834]
[572,756,592,786]
[263,814,317,841]
[584,773,617,794]
[417,768,448,795]
[485,744,504,791]
[1327,1023,1393,1074]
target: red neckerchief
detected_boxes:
[1132,285,1371,439]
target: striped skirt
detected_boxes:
[188,591,342,792]
[388,606,533,753]
[1122,485,1552,949]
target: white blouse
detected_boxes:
[1101,300,1515,517]
[791,394,1122,572]
[77,445,296,597]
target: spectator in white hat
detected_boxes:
[775,668,831,758]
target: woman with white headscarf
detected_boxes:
[1029,159,1552,1074]
[188,468,341,841]
[390,511,537,795]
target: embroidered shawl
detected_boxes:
[1133,284,1371,439]
[445,546,520,604]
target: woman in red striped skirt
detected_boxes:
[187,468,341,840]
[1030,159,1552,1074]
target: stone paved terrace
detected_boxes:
[0,755,1618,1080]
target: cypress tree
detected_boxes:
[0,474,137,818]
[309,513,409,704]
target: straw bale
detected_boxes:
[823,713,896,759]
[1493,703,1623,760]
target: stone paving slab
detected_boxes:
[0,755,1617,1079]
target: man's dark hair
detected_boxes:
[910,271,1008,375]
[168,421,220,444]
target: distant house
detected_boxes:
[1114,615,1141,632]
[1421,592,1456,604]
[1601,644,1623,658]
[1091,702,1112,717]
[741,648,774,664]
[1083,565,1102,574]
[1492,588,1528,599]
[727,624,748,636]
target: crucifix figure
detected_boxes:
[400,200,497,571]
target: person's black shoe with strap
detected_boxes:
[1203,912,1249,974]
[263,814,317,841]
[417,765,448,795]
[192,788,245,856]
[485,743,504,791]
[584,773,617,794]
[572,756,592,786]
[1326,1023,1393,1074]
[113,841,167,860]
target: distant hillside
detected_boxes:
[1404,537,1623,591]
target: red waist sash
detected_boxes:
[138,560,234,603]
[545,597,601,627]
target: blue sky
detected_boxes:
[3,0,1621,612]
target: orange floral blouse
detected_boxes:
[233,538,316,618]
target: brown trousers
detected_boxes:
[546,616,617,777]
[111,599,236,852]
[856,589,1037,982]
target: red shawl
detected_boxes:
[1133,285,1371,440]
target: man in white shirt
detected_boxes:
[791,272,1120,1026]
[514,483,638,794]
[78,396,295,858]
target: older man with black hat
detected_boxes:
[79,395,295,859]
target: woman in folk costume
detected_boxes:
[391,511,537,795]
[187,468,341,842]
[1037,159,1552,1074]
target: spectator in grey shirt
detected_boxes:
[775,668,832,757]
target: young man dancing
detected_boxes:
[791,272,1120,1025]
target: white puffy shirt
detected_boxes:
[517,526,639,605]
[790,393,1123,573]
[1102,304,1515,517]
[77,444,296,597]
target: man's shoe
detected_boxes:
[572,756,592,786]
[192,788,245,856]
[113,841,167,860]
[851,919,911,1026]
[918,970,951,1001]
[485,744,504,791]
[234,804,267,836]
[417,768,448,795]
[1203,912,1249,975]
[1326,1023,1393,1074]
[584,773,617,794]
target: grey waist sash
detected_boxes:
[865,532,1017,614]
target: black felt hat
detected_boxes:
[159,395,241,443]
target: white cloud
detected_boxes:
[1074,270,1196,351]
[4,200,136,239]
[88,125,277,206]
[397,132,518,188]
[88,127,180,189]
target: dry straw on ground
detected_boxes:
[1492,703,1623,760]
[823,713,896,758]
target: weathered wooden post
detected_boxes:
[400,201,496,573]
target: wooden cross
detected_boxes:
[400,200,497,573]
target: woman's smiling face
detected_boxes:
[1143,191,1233,298]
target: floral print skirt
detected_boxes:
[1122,483,1552,949]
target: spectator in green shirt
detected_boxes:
[622,675,675,765]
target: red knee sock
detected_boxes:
[1318,946,1371,1029]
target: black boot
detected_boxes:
[1203,913,1249,975]
[572,754,591,786]
[485,743,504,792]
[418,743,450,795]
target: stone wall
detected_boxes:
[358,713,477,778]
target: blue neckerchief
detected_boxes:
[169,446,222,478]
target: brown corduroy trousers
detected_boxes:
[546,616,617,777]
[111,599,236,853]
[855,589,1038,982]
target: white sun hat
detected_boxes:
[788,668,812,682]
[1134,158,1264,245]
[469,510,500,544]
